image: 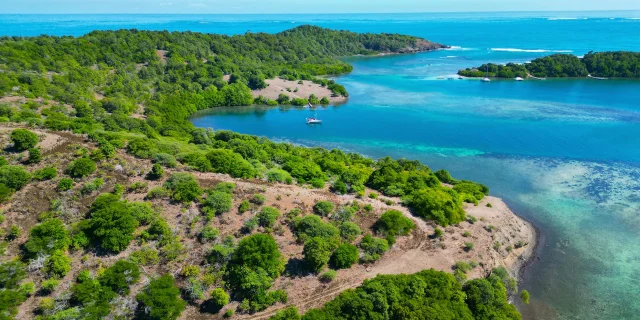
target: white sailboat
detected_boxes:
[482,64,491,82]
[515,76,524,81]
[306,112,322,124]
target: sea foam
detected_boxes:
[491,48,573,53]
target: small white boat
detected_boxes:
[306,117,322,124]
[481,64,491,82]
[437,76,445,80]
[515,77,524,81]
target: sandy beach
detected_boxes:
[251,78,348,104]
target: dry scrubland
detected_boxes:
[0,126,534,319]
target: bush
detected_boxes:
[250,194,266,205]
[405,187,465,226]
[33,166,57,181]
[147,163,164,180]
[331,243,359,269]
[339,222,361,242]
[127,138,158,159]
[303,237,335,272]
[66,157,96,178]
[359,235,389,263]
[86,194,139,252]
[331,180,347,195]
[43,250,71,279]
[313,200,334,216]
[23,218,70,258]
[257,206,280,228]
[434,169,456,184]
[270,306,300,320]
[319,269,337,282]
[98,260,140,294]
[374,210,415,244]
[0,184,11,203]
[127,202,156,225]
[266,169,293,184]
[40,279,59,294]
[202,191,233,216]
[293,215,339,244]
[215,182,236,193]
[0,165,31,190]
[521,290,530,304]
[238,200,251,213]
[208,288,230,312]
[10,129,38,151]
[28,147,42,163]
[0,260,26,288]
[153,153,178,167]
[57,177,74,191]
[199,226,220,242]
[129,247,160,266]
[206,149,256,178]
[464,242,474,252]
[136,274,186,320]
[164,173,202,203]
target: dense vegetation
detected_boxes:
[458,51,640,78]
[284,268,520,320]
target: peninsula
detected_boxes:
[0,27,532,320]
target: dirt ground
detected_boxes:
[251,78,347,104]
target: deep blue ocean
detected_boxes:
[3,12,640,320]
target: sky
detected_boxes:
[1,0,639,14]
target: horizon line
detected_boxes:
[2,9,640,15]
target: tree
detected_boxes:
[293,215,340,244]
[222,83,254,106]
[163,173,202,203]
[66,157,96,178]
[28,147,42,163]
[10,129,38,151]
[136,274,186,320]
[206,149,256,179]
[303,237,335,272]
[247,73,267,90]
[330,243,358,269]
[87,194,139,252]
[463,277,522,320]
[0,260,26,289]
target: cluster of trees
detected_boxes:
[271,269,521,320]
[459,51,640,78]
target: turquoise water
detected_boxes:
[4,12,640,320]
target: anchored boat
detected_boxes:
[306,117,322,124]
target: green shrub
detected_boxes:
[521,290,530,304]
[28,147,42,163]
[0,260,26,288]
[136,275,186,320]
[129,247,160,266]
[66,157,96,178]
[339,222,361,242]
[331,180,347,195]
[86,194,139,252]
[43,250,71,279]
[303,237,335,272]
[206,149,256,178]
[0,165,31,190]
[464,242,474,252]
[199,226,220,242]
[215,182,236,193]
[10,129,38,151]
[40,279,59,294]
[147,163,165,180]
[98,260,140,294]
[164,173,202,203]
[319,269,337,282]
[257,206,280,228]
[57,177,74,191]
[359,235,389,263]
[153,153,178,167]
[405,187,465,226]
[202,190,233,216]
[146,186,170,199]
[238,200,251,213]
[127,138,158,159]
[313,200,334,216]
[250,194,266,205]
[374,210,415,244]
[0,184,12,203]
[208,288,230,312]
[127,202,156,225]
[33,166,57,181]
[331,243,359,269]
[293,215,340,244]
[266,169,293,184]
[23,218,70,258]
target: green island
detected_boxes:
[0,27,530,320]
[458,51,640,78]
